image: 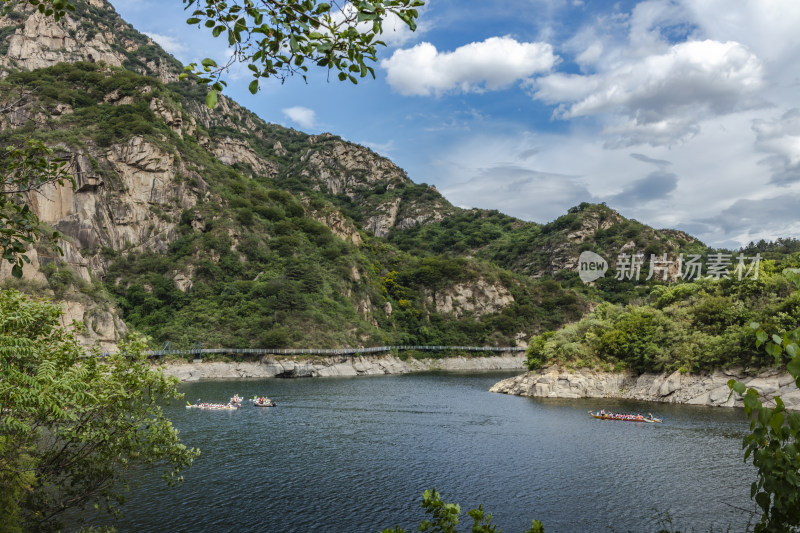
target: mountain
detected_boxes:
[0,0,711,352]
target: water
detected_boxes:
[72,372,758,532]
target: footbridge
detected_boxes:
[126,344,527,360]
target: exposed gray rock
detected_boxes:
[490,366,800,410]
[159,354,526,382]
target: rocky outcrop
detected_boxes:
[308,207,363,245]
[159,353,526,382]
[57,298,128,351]
[208,136,278,178]
[0,1,181,82]
[490,366,800,410]
[2,11,123,73]
[298,137,452,237]
[427,279,514,318]
[365,197,402,237]
[300,137,408,197]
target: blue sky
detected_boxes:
[109,0,800,249]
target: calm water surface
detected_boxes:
[76,372,757,532]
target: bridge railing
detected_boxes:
[100,345,527,359]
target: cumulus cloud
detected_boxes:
[680,0,800,66]
[752,108,800,186]
[282,106,316,129]
[382,36,558,96]
[144,32,188,59]
[532,39,764,146]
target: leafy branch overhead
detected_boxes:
[727,268,800,533]
[0,139,73,278]
[180,0,424,106]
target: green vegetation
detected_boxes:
[0,289,198,532]
[382,489,544,533]
[526,260,800,374]
[728,268,800,533]
[180,0,424,103]
[389,202,703,307]
[0,139,71,277]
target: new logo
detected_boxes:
[578,251,608,282]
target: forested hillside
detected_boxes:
[1,0,797,361]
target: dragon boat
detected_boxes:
[186,402,240,410]
[589,410,662,423]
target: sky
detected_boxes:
[108,0,800,249]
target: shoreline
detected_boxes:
[157,353,526,382]
[490,365,800,410]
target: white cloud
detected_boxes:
[533,40,764,146]
[382,36,558,96]
[753,108,800,186]
[423,108,791,247]
[680,0,800,66]
[144,32,188,59]
[576,41,603,67]
[282,106,316,129]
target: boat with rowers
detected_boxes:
[588,410,663,423]
[252,396,276,407]
[187,401,240,410]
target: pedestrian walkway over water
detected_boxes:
[118,344,527,360]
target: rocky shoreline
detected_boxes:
[158,354,526,382]
[490,366,800,410]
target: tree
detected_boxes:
[0,135,73,277]
[181,0,424,105]
[1,0,424,106]
[0,289,199,532]
[382,489,545,533]
[728,268,800,533]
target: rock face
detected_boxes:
[298,137,453,237]
[427,279,515,318]
[159,353,526,382]
[27,134,198,276]
[490,366,800,410]
[0,1,181,83]
[3,12,123,72]
[209,136,278,178]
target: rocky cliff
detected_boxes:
[490,366,800,410]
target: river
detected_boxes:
[72,371,758,532]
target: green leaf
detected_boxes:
[731,380,746,395]
[248,80,259,94]
[186,17,201,24]
[786,343,798,358]
[770,412,784,433]
[744,392,761,411]
[755,491,771,512]
[787,357,800,379]
[205,89,218,108]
